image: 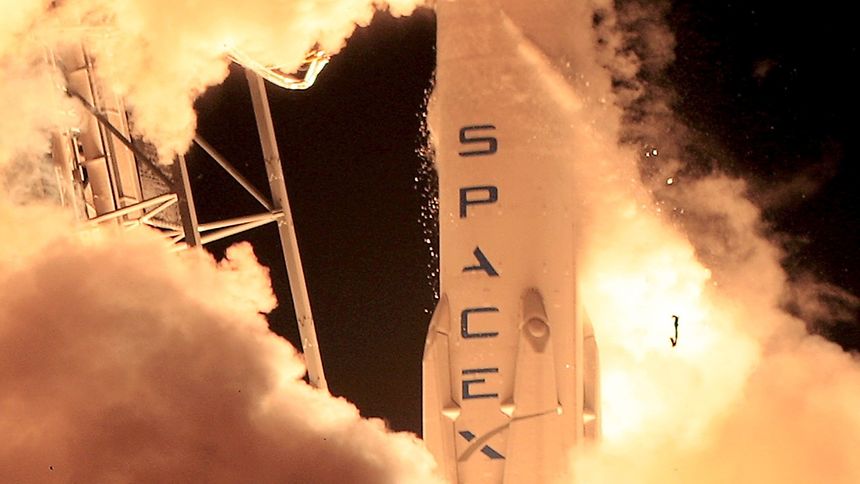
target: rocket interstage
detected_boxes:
[422,0,600,482]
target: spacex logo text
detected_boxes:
[457,124,500,401]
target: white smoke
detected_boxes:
[1,0,422,164]
[0,1,444,482]
[0,202,443,482]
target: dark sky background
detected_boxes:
[184,2,856,435]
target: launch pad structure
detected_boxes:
[49,44,329,391]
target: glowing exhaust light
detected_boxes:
[229,49,330,90]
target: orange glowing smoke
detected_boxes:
[562,2,860,483]
[1,0,444,482]
[571,172,860,483]
[0,203,443,482]
[0,0,422,164]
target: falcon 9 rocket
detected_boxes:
[422,1,601,482]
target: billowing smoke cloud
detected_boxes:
[0,201,442,482]
[4,0,859,481]
[1,0,444,481]
[0,0,421,164]
[542,0,860,482]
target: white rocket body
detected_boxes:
[423,0,600,482]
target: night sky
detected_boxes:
[184,2,856,435]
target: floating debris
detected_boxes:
[670,315,679,347]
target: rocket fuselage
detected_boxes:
[423,1,600,482]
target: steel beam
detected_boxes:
[199,217,281,245]
[173,154,201,247]
[198,212,282,232]
[193,135,274,211]
[86,193,177,225]
[246,68,327,391]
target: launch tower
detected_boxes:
[47,44,329,390]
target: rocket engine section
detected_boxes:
[422,0,601,482]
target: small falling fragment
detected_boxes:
[670,315,679,347]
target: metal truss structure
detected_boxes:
[49,44,329,391]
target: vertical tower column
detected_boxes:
[246,69,328,391]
